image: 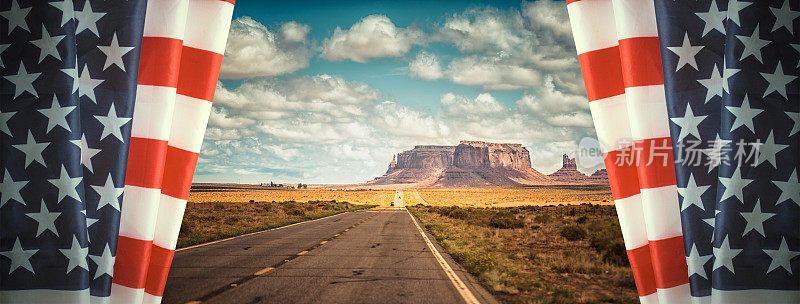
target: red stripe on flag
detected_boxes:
[125,137,169,189]
[138,37,184,88]
[161,146,199,200]
[618,37,664,88]
[219,0,235,4]
[650,236,690,289]
[176,46,223,101]
[145,245,175,297]
[578,46,625,101]
[565,0,583,4]
[604,148,641,200]
[627,244,658,297]
[112,236,153,289]
[634,137,677,189]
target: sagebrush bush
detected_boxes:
[559,225,587,241]
[453,251,496,274]
[534,214,551,223]
[589,221,629,266]
[489,211,525,229]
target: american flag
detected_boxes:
[0,0,234,303]
[567,0,799,303]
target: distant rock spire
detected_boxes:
[562,154,577,170]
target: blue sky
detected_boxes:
[196,0,596,184]
[226,0,528,111]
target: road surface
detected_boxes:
[163,191,497,304]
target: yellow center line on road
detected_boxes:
[297,250,309,255]
[254,267,274,276]
[185,301,201,304]
[319,240,328,245]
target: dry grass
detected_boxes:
[188,188,395,206]
[416,185,614,207]
[178,200,374,248]
[409,204,637,304]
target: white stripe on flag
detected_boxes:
[142,0,189,38]
[611,0,659,39]
[152,194,188,250]
[168,94,213,153]
[625,85,671,141]
[613,194,650,249]
[567,0,620,54]
[589,94,632,151]
[119,186,161,240]
[640,186,683,240]
[182,0,234,53]
[131,85,179,140]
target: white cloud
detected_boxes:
[200,75,597,183]
[408,51,443,80]
[426,1,583,94]
[280,21,311,43]
[220,17,312,79]
[195,1,601,183]
[517,76,593,128]
[516,77,588,114]
[446,55,543,90]
[321,15,423,63]
[440,92,506,117]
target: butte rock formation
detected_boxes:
[547,154,609,184]
[367,141,550,187]
[366,143,610,188]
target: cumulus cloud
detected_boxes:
[220,17,312,79]
[446,55,544,90]
[408,51,443,80]
[425,1,583,94]
[321,15,423,63]
[199,73,597,184]
[195,1,602,183]
[517,76,593,128]
[440,92,506,117]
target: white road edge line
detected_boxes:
[405,208,481,304]
[177,211,349,252]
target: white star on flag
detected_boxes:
[670,103,707,141]
[0,170,27,207]
[667,33,704,72]
[25,200,62,237]
[37,95,76,133]
[31,26,65,63]
[0,238,38,275]
[74,0,105,36]
[713,235,743,274]
[47,165,83,203]
[98,33,134,71]
[695,0,726,36]
[94,103,132,142]
[58,236,89,274]
[12,131,49,167]
[91,174,123,211]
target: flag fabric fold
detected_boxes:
[111,0,189,303]
[568,0,799,303]
[1,0,146,302]
[1,0,234,303]
[655,0,799,302]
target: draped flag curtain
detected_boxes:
[567,0,799,303]
[0,0,234,303]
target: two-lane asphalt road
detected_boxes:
[163,191,497,304]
